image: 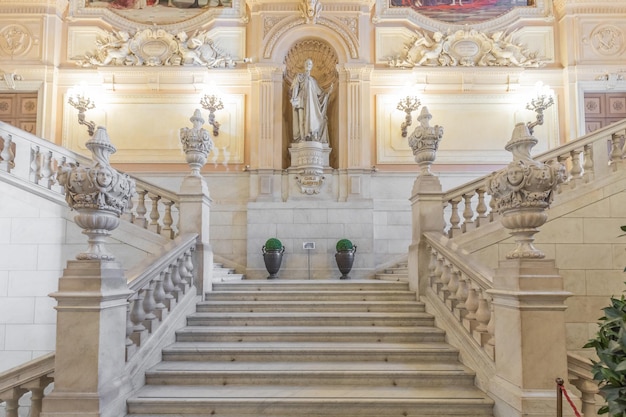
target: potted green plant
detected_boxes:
[262,238,285,279]
[583,288,626,417]
[335,239,357,280]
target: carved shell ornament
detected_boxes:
[75,28,241,68]
[389,29,545,68]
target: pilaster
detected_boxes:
[42,260,132,417]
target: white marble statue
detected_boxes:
[289,58,333,143]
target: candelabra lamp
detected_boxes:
[200,93,224,136]
[526,84,554,135]
[397,96,421,138]
[68,84,96,137]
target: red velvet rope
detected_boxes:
[559,384,582,417]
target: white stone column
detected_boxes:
[178,175,213,295]
[488,259,572,417]
[42,261,132,417]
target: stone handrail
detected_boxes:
[0,233,199,417]
[441,119,626,238]
[423,232,495,360]
[567,353,600,417]
[0,121,181,239]
[0,353,54,417]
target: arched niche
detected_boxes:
[282,38,340,169]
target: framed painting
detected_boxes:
[377,0,546,29]
[70,0,243,28]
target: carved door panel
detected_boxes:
[0,93,37,134]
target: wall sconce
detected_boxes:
[397,96,421,137]
[200,93,224,136]
[68,83,96,137]
[526,82,554,135]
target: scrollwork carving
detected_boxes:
[75,28,238,68]
[389,29,545,68]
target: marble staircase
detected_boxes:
[125,279,494,417]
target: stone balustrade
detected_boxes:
[440,120,626,238]
[0,121,180,240]
[125,233,198,359]
[0,233,198,416]
[423,232,495,360]
[0,353,54,417]
[567,353,600,417]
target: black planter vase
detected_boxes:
[262,246,284,279]
[335,246,357,279]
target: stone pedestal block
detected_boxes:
[488,259,573,417]
[42,260,132,417]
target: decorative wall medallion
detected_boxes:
[0,25,33,58]
[588,25,624,56]
[584,98,600,114]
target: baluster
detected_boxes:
[570,378,599,417]
[134,190,148,229]
[125,302,136,360]
[169,262,183,300]
[39,150,53,189]
[475,292,491,335]
[153,271,168,321]
[448,198,462,238]
[427,247,438,288]
[464,285,479,323]
[175,201,181,237]
[30,145,41,184]
[583,143,594,183]
[447,267,460,302]
[185,248,195,286]
[0,134,15,172]
[178,254,191,291]
[455,273,469,314]
[569,149,583,184]
[461,192,475,233]
[162,267,177,311]
[2,387,27,417]
[22,376,53,417]
[142,283,158,332]
[122,194,134,223]
[432,254,444,291]
[486,299,495,347]
[475,188,488,227]
[129,292,147,347]
[148,193,162,234]
[161,200,175,239]
[610,133,625,170]
[440,260,452,301]
[51,156,66,194]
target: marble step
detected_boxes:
[204,290,417,302]
[375,273,409,282]
[185,311,435,327]
[196,299,425,313]
[126,385,494,417]
[212,279,410,292]
[175,325,446,343]
[144,361,477,387]
[161,341,462,363]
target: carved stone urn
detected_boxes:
[407,106,444,175]
[57,126,135,260]
[487,123,566,259]
[180,109,214,176]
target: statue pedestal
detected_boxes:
[287,141,333,200]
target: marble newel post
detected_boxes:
[407,107,445,295]
[179,109,214,295]
[486,123,572,417]
[42,127,135,417]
